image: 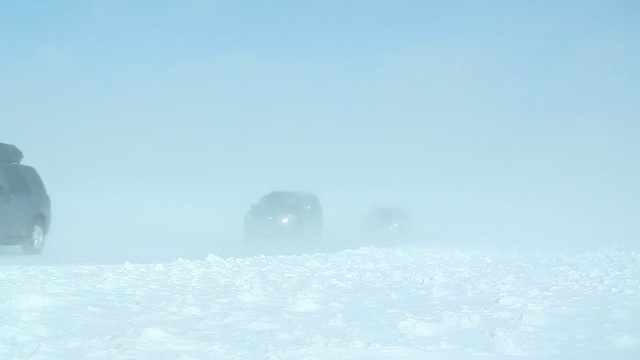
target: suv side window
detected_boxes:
[3,166,31,195]
[0,168,6,195]
[22,167,45,194]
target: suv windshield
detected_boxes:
[256,192,318,213]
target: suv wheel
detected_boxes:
[21,221,45,255]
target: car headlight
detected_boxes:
[280,214,296,224]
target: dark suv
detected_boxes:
[244,191,323,241]
[0,143,51,254]
[362,206,412,243]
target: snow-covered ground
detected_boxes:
[1,245,639,359]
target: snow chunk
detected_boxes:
[11,293,62,310]
[237,283,267,303]
[328,313,345,327]
[287,298,321,312]
[494,294,521,306]
[441,312,480,328]
[181,306,204,316]
[246,321,279,331]
[153,264,165,271]
[611,333,637,349]
[205,254,232,268]
[520,311,548,326]
[396,318,439,337]
[122,262,136,271]
[303,259,323,269]
[488,330,527,355]
[141,327,173,340]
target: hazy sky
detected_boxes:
[2,1,639,256]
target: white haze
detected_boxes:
[1,2,639,358]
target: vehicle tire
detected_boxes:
[21,221,45,255]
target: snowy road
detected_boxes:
[1,247,639,359]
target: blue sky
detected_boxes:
[2,1,639,252]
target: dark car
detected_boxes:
[244,191,323,241]
[362,206,412,243]
[0,142,51,254]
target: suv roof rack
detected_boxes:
[0,142,23,164]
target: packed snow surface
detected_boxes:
[1,246,639,359]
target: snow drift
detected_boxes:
[1,246,639,359]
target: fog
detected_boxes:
[2,1,639,263]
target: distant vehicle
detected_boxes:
[0,142,51,254]
[244,191,323,241]
[362,206,412,243]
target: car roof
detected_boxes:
[258,191,321,208]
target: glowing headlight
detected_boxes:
[281,217,290,224]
